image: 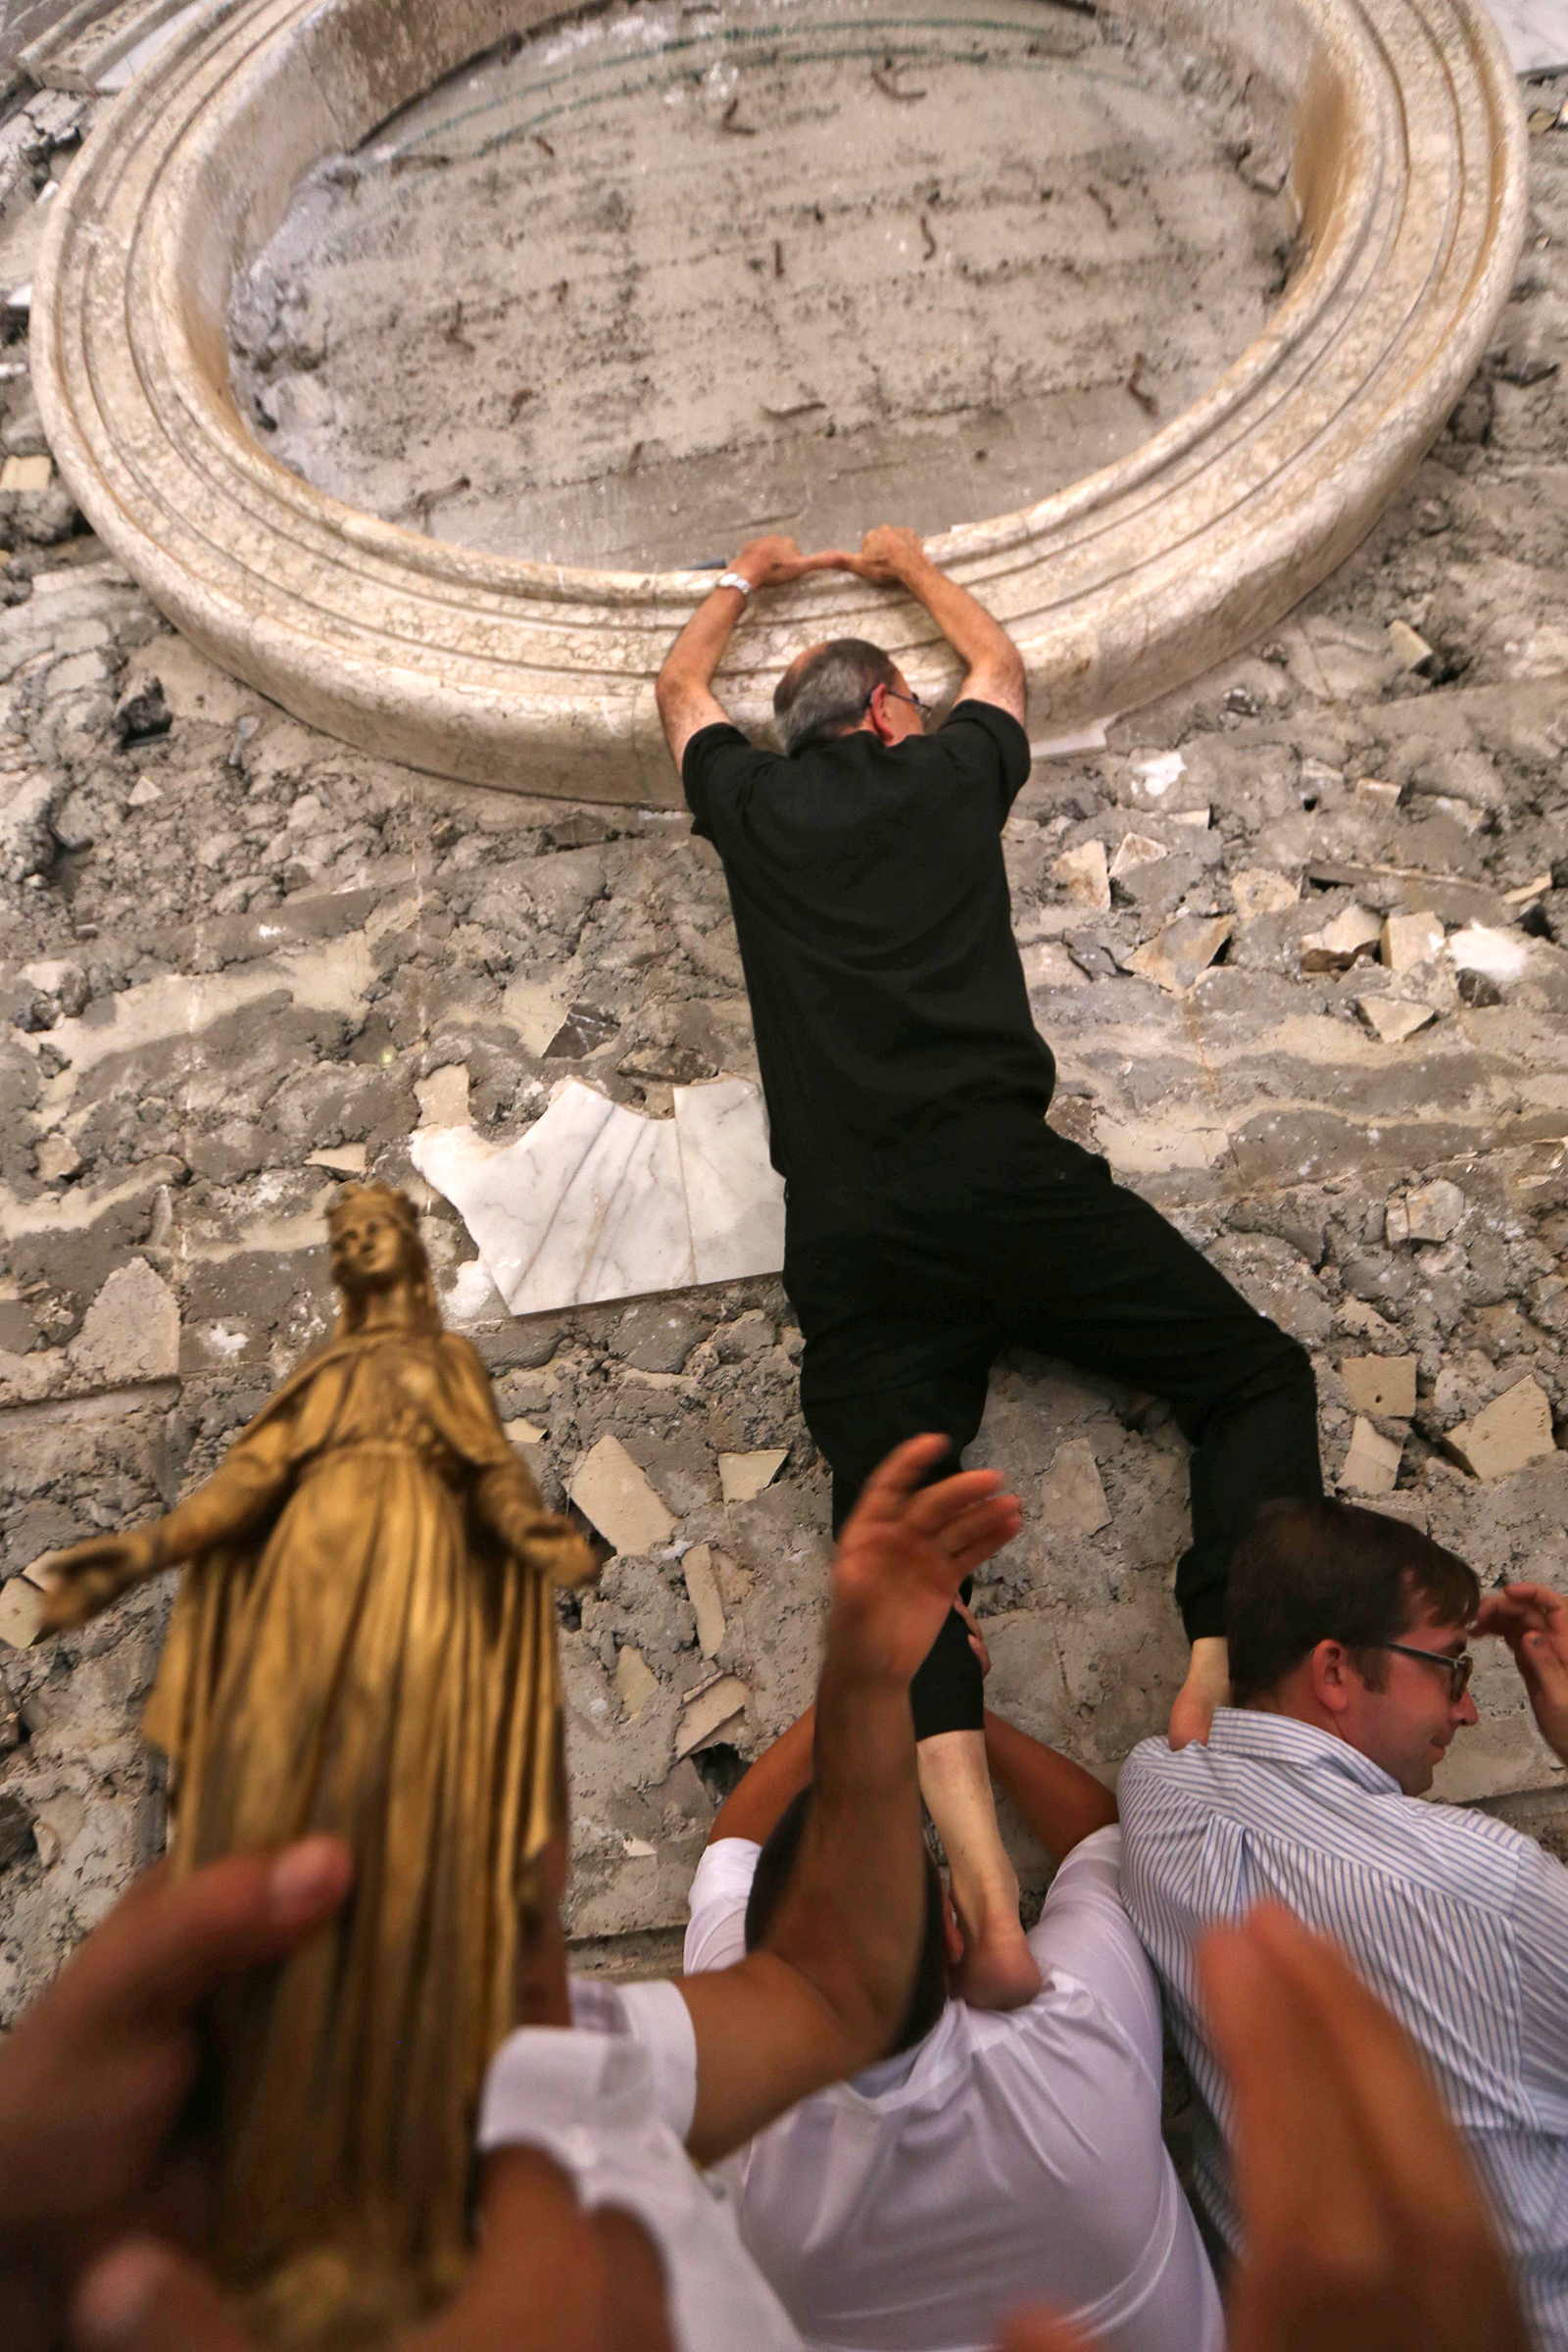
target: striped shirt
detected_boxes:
[1119,1710,1568,2349]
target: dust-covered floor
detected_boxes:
[230,0,1296,567]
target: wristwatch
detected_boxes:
[714,571,754,599]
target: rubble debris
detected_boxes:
[415,1064,469,1127]
[1355,998,1437,1045]
[0,1572,48,1649]
[1446,1378,1557,1483]
[676,1673,749,1757]
[1387,617,1435,671]
[0,1790,33,1869]
[1389,1179,1466,1246]
[0,774,58,882]
[1340,1355,1418,1417]
[1380,910,1445,972]
[112,675,172,747]
[1354,776,1402,809]
[1342,1416,1402,1494]
[1300,905,1382,971]
[1039,1438,1111,1536]
[681,1542,726,1658]
[1125,914,1232,994]
[1231,868,1298,924]
[613,1643,661,1718]
[1053,839,1110,910]
[569,1436,676,1554]
[0,454,50,492]
[1457,969,1503,1009]
[1127,352,1157,415]
[719,1448,788,1503]
[1108,831,1167,882]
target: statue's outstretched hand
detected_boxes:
[531,1526,600,1591]
[34,1530,161,1634]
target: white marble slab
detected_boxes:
[1484,0,1568,70]
[673,1078,787,1286]
[411,1075,785,1320]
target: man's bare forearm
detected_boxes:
[766,1632,925,2060]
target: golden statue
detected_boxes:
[39,1186,598,2344]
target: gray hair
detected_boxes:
[773,638,899,756]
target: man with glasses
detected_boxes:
[656,522,1322,2010]
[1118,1494,1568,2347]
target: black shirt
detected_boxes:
[683,700,1055,1183]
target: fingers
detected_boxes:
[64,1840,353,2029]
[843,1435,963,1530]
[73,2239,254,2352]
[994,2316,1099,2352]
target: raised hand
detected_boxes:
[730,534,853,592]
[827,1433,1021,1690]
[1473,1580,1568,1760]
[34,1528,164,1634]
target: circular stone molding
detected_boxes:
[35,0,1526,807]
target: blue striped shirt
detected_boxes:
[1119,1710,1568,2348]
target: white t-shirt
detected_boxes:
[480,1987,804,2352]
[682,1825,1224,2352]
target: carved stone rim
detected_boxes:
[34,0,1526,804]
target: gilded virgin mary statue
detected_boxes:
[39,1186,598,2343]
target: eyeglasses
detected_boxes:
[866,684,928,719]
[1376,1641,1473,1701]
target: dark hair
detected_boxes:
[744,1787,948,2056]
[1228,1496,1480,1706]
[773,638,899,755]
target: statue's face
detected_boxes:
[329,1204,407,1294]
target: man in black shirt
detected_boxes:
[658,525,1321,2007]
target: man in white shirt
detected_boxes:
[1119,1495,1568,2349]
[679,1690,1225,2352]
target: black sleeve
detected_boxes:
[682,721,757,840]
[939,699,1033,813]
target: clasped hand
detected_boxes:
[729,526,928,594]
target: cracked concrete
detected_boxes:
[4,56,1568,2016]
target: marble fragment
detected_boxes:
[1126,915,1233,994]
[674,1078,786,1286]
[1052,839,1109,910]
[1232,868,1298,925]
[1380,910,1445,971]
[1446,1377,1557,1482]
[719,1448,788,1503]
[570,1435,676,1554]
[613,1643,661,1719]
[1129,752,1185,801]
[1109,831,1167,881]
[1300,905,1382,970]
[501,977,569,1055]
[1039,1438,1111,1536]
[681,1543,727,1659]
[416,1064,470,1127]
[676,1674,748,1758]
[1355,998,1437,1045]
[1342,1416,1402,1494]
[0,1572,48,1648]
[1340,1356,1418,1418]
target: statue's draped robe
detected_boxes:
[143,1328,566,2302]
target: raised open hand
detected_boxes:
[34,1529,163,1634]
[1474,1580,1568,1760]
[827,1434,1021,1690]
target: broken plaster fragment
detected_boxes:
[1125,915,1233,995]
[1341,1416,1402,1494]
[1391,1179,1466,1246]
[1108,831,1167,882]
[416,1064,470,1128]
[613,1643,661,1719]
[69,1258,179,1386]
[1039,1438,1110,1536]
[1448,924,1528,987]
[1300,905,1381,971]
[676,1674,748,1758]
[681,1542,727,1658]
[1446,1377,1557,1482]
[569,1435,676,1555]
[1052,839,1109,911]
[719,1448,788,1503]
[0,1572,49,1649]
[1340,1355,1418,1418]
[1381,911,1445,972]
[1355,998,1437,1045]
[1387,617,1434,671]
[1231,868,1298,925]
[0,453,51,493]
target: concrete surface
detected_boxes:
[3,47,1568,2015]
[31,0,1526,797]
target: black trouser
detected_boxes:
[783,1109,1321,1739]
